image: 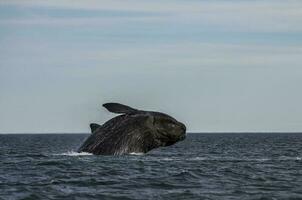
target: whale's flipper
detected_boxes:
[90,123,101,133]
[103,103,138,114]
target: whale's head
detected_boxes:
[149,112,186,147]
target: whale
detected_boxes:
[78,103,186,155]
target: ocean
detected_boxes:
[0,133,301,200]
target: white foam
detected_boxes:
[54,151,93,156]
[129,152,145,156]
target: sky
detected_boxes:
[0,0,302,133]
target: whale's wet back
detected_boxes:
[78,103,186,155]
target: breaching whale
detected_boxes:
[78,103,186,155]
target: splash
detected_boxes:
[129,152,145,156]
[54,151,93,156]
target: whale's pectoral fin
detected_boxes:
[103,103,139,114]
[90,123,102,133]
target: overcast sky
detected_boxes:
[0,0,302,133]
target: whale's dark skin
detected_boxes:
[78,103,186,155]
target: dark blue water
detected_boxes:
[0,133,302,200]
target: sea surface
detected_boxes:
[0,133,301,200]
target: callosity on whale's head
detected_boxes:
[78,103,186,155]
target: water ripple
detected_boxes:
[1,133,302,200]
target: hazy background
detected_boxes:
[0,0,302,133]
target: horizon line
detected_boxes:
[1,131,302,135]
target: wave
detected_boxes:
[51,152,301,161]
[187,156,302,161]
[278,156,301,161]
[151,156,302,162]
